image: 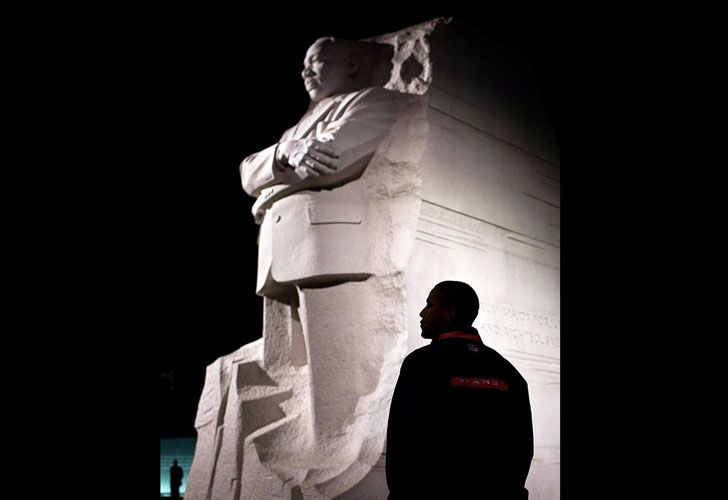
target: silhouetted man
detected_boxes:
[170,459,183,499]
[386,281,534,499]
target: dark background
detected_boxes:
[156,6,562,439]
[13,5,711,497]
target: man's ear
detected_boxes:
[446,305,457,323]
[346,54,361,77]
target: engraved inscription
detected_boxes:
[475,301,560,349]
[482,323,560,348]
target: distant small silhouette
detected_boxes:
[170,459,184,499]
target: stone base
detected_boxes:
[335,453,388,500]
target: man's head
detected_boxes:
[419,281,480,339]
[301,37,362,102]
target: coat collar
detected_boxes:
[436,328,482,343]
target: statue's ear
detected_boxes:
[346,54,361,77]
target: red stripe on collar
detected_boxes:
[439,331,481,342]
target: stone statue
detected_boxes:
[186,20,443,500]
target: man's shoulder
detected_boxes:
[434,340,528,382]
[402,343,437,364]
[480,343,529,384]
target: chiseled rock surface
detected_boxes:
[366,16,449,95]
[402,19,560,500]
[186,21,437,500]
[187,16,560,500]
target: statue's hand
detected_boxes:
[277,139,340,178]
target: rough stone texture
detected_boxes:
[399,20,560,500]
[188,17,559,500]
[365,17,449,95]
[338,19,560,500]
[186,24,434,500]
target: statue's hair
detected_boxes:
[310,36,394,88]
[313,37,380,59]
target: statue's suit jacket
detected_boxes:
[240,86,407,295]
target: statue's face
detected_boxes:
[301,39,351,102]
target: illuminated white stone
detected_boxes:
[187,17,560,500]
[186,21,434,500]
[399,20,560,500]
